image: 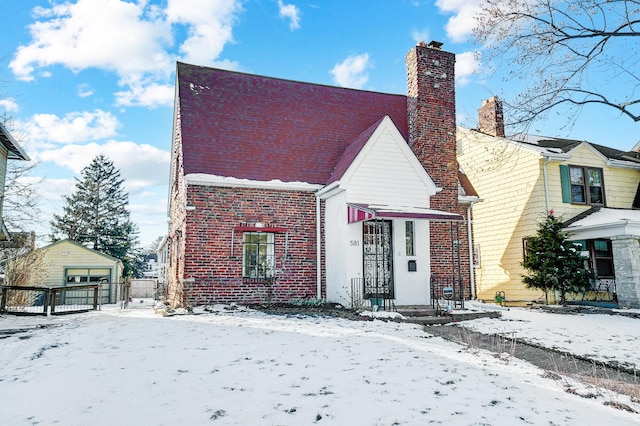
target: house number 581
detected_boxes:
[350,240,359,246]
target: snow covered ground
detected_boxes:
[462,302,640,371]
[1,300,639,425]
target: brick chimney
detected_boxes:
[478,96,505,137]
[406,42,471,293]
[406,41,457,211]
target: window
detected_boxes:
[242,232,275,279]
[570,239,614,279]
[65,268,111,284]
[565,165,605,205]
[405,221,415,256]
[473,244,481,268]
[592,239,614,278]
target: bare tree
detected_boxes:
[1,116,42,232]
[474,0,640,131]
[146,236,164,255]
[4,159,42,232]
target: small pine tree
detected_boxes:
[50,155,143,277]
[522,214,594,305]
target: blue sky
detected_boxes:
[2,0,638,248]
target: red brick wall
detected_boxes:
[180,185,319,306]
[406,42,471,296]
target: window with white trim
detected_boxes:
[405,221,415,256]
[65,268,111,284]
[242,232,275,279]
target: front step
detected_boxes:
[395,306,502,325]
[395,306,438,317]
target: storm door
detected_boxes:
[362,220,394,299]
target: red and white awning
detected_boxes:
[347,203,464,224]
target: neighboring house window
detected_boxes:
[405,221,415,256]
[242,232,275,279]
[592,239,614,278]
[65,268,111,284]
[571,239,614,279]
[560,165,605,205]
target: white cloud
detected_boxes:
[11,0,242,109]
[277,0,301,30]
[115,78,175,108]
[77,83,94,98]
[0,98,19,113]
[411,29,430,45]
[22,110,120,145]
[166,0,242,65]
[10,0,173,81]
[435,0,481,43]
[38,140,170,192]
[35,177,76,201]
[330,53,370,89]
[455,50,481,85]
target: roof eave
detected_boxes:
[0,122,30,161]
[606,159,640,170]
[459,195,483,205]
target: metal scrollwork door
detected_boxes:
[362,220,394,299]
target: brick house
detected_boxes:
[166,42,479,308]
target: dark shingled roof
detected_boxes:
[176,62,408,185]
[534,138,640,164]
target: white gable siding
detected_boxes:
[346,127,431,207]
[324,191,350,304]
[323,117,438,307]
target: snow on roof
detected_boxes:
[566,208,640,228]
[184,173,323,192]
[564,208,640,239]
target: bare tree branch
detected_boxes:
[0,116,42,232]
[474,0,640,130]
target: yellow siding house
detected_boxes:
[458,97,640,308]
[36,240,123,303]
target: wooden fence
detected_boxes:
[0,284,111,316]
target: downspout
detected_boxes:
[542,156,552,214]
[314,181,339,300]
[466,203,476,299]
[543,156,559,304]
[315,193,322,299]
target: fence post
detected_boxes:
[47,288,54,316]
[93,285,99,311]
[0,286,6,313]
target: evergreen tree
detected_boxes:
[50,155,143,277]
[522,214,594,305]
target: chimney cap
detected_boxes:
[428,40,443,49]
[482,96,500,105]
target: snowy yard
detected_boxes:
[1,300,639,425]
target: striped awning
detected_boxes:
[347,203,464,224]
